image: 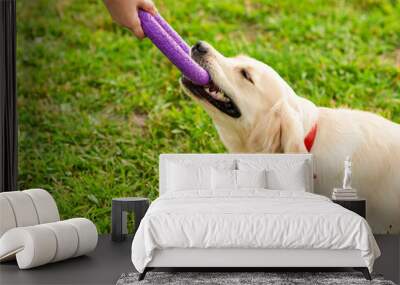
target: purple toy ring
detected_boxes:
[138,10,210,86]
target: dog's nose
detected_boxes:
[192,41,208,55]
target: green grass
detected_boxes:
[17,0,400,233]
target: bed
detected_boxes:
[131,154,380,280]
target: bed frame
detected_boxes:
[140,248,370,280]
[139,154,372,281]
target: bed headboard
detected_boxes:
[159,153,314,195]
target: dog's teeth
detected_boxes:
[206,87,230,103]
[215,92,228,102]
[221,94,230,102]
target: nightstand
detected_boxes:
[332,198,366,218]
[111,197,150,242]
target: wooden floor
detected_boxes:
[0,235,398,285]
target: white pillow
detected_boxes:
[211,169,268,190]
[238,159,308,191]
[167,163,211,191]
[211,168,236,190]
[236,169,267,189]
[166,159,236,192]
[267,166,306,191]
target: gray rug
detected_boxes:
[116,272,396,285]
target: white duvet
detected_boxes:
[131,190,380,273]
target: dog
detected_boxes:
[181,41,400,234]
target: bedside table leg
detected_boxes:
[121,211,128,235]
[111,202,124,242]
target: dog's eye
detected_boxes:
[240,69,253,84]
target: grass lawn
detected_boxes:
[17,0,399,233]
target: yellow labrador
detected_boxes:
[181,41,400,234]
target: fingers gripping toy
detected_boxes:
[138,10,210,86]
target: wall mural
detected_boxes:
[17,1,400,234]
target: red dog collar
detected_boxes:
[304,124,317,152]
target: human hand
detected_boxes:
[104,0,157,39]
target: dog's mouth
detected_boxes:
[181,77,241,118]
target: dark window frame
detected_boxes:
[0,0,17,192]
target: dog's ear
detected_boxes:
[280,100,307,153]
[247,99,307,153]
[247,101,283,153]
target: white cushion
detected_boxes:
[0,191,40,227]
[0,189,60,237]
[0,219,97,269]
[0,226,57,268]
[0,189,98,269]
[23,189,60,224]
[238,159,307,191]
[211,168,236,190]
[64,218,98,257]
[42,221,79,262]
[0,196,16,237]
[236,169,267,189]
